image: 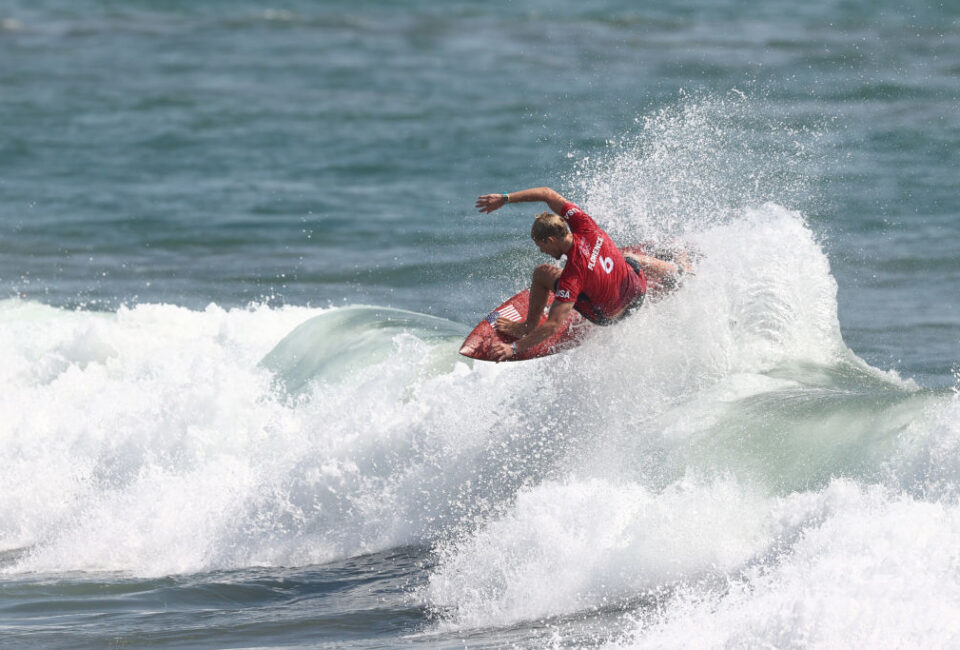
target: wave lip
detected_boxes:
[259,305,468,393]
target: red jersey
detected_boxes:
[554,201,646,322]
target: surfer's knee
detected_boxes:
[532,264,561,287]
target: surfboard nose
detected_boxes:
[459,332,486,359]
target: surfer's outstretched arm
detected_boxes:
[476,187,567,215]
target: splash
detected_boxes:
[419,98,958,641]
[423,200,945,631]
[566,92,822,243]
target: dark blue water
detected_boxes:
[2,1,959,648]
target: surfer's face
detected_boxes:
[535,237,563,260]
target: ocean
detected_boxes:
[1,1,959,648]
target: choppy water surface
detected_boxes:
[1,1,959,648]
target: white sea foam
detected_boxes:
[0,297,555,575]
[426,474,781,629]
[605,477,960,649]
[417,95,958,644]
[0,193,955,649]
[0,202,936,583]
[0,301,322,573]
[425,391,960,640]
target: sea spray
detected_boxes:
[420,97,952,639]
[422,200,939,631]
[567,93,823,244]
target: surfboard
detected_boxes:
[459,245,687,362]
[458,288,589,362]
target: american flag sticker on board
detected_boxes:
[486,304,523,325]
[498,305,523,322]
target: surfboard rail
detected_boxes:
[458,289,589,362]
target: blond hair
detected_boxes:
[530,212,568,241]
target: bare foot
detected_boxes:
[674,250,694,274]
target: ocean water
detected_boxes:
[1,1,959,648]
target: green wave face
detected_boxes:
[259,306,470,394]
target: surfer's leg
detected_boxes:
[529,264,562,323]
[624,253,682,289]
[641,241,696,273]
[498,264,562,337]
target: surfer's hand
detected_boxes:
[476,193,506,214]
[491,340,515,362]
[495,317,527,338]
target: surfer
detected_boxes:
[476,187,684,361]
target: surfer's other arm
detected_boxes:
[476,187,567,215]
[491,299,573,362]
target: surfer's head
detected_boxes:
[531,212,570,259]
[531,212,568,242]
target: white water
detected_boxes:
[2,202,957,645]
[420,203,960,645]
[611,478,960,648]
